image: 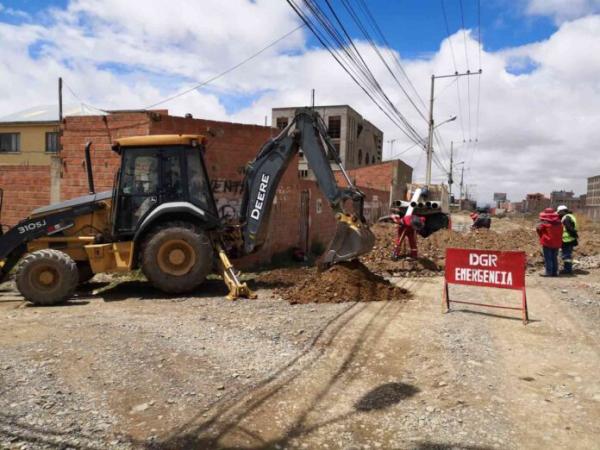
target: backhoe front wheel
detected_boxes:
[141,222,213,294]
[16,250,78,305]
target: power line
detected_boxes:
[441,0,466,143]
[387,141,422,160]
[355,0,428,113]
[475,0,482,143]
[287,0,426,146]
[348,0,429,122]
[143,25,305,110]
[459,0,472,142]
[62,81,106,113]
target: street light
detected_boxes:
[436,115,457,129]
[425,114,457,185]
[386,116,457,161]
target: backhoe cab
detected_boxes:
[0,109,374,305]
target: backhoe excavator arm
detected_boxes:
[239,109,374,265]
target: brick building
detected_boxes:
[524,193,551,214]
[0,110,403,269]
[334,159,412,204]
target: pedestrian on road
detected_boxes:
[557,205,579,275]
[536,208,563,277]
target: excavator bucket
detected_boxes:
[320,213,375,268]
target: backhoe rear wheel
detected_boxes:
[16,250,78,306]
[141,221,213,294]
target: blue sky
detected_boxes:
[1,0,558,59]
[299,0,558,57]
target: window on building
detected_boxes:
[372,154,376,164]
[365,153,370,165]
[45,132,59,153]
[0,133,20,153]
[358,149,363,165]
[276,117,288,130]
[298,169,309,178]
[327,116,341,139]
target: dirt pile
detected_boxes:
[362,223,442,276]
[362,223,545,275]
[255,260,410,305]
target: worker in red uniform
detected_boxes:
[391,214,425,260]
[536,207,563,277]
[471,208,491,229]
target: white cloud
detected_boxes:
[0,1,598,204]
[526,0,600,23]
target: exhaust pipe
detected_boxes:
[84,141,95,195]
[431,202,439,209]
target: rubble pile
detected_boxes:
[256,260,410,304]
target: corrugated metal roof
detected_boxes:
[0,104,104,123]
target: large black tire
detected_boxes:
[141,221,213,294]
[16,250,78,305]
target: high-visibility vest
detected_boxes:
[562,213,578,243]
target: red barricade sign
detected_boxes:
[445,248,526,290]
[443,248,529,324]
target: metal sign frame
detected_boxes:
[443,248,529,324]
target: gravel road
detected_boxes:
[0,279,350,449]
[1,217,600,449]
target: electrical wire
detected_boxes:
[287,0,426,146]
[459,0,472,142]
[475,0,482,143]
[339,0,428,123]
[62,81,107,114]
[356,0,428,113]
[441,0,466,143]
[143,25,305,110]
[319,0,425,142]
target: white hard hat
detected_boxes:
[557,205,568,212]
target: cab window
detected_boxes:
[186,148,211,210]
[117,150,159,233]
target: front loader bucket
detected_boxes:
[320,214,375,268]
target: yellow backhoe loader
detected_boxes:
[0,109,374,305]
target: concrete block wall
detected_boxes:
[0,165,51,226]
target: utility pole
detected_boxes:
[58,77,63,122]
[425,69,481,186]
[448,141,454,193]
[460,166,465,201]
[425,74,435,186]
[311,89,315,109]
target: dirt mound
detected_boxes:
[363,223,545,275]
[255,260,410,305]
[362,224,442,276]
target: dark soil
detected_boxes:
[266,260,410,305]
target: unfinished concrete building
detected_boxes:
[271,105,383,178]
